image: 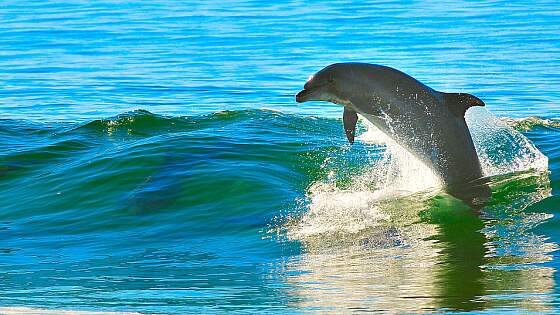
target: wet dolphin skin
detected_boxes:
[297,63,491,205]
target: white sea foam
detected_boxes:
[287,116,440,240]
[287,108,548,240]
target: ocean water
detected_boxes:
[0,0,559,314]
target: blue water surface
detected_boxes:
[0,1,559,314]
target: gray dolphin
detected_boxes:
[296,63,491,206]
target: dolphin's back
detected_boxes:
[348,64,489,203]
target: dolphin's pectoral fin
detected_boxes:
[443,93,485,117]
[343,107,358,145]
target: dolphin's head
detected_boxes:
[296,63,357,107]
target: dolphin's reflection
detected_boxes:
[283,170,554,313]
[424,197,487,310]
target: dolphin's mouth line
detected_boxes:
[295,88,312,103]
[296,81,334,103]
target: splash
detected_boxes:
[287,109,549,240]
[286,117,441,240]
[467,108,548,176]
[357,120,441,193]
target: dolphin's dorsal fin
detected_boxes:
[343,107,358,145]
[443,93,485,117]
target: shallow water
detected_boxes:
[0,0,559,314]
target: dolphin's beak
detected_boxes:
[296,89,312,103]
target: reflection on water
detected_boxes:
[427,198,487,311]
[284,192,441,313]
[284,165,554,312]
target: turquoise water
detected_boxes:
[0,1,559,314]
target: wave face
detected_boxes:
[0,109,558,313]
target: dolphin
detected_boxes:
[296,63,491,206]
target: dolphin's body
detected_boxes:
[296,63,490,206]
